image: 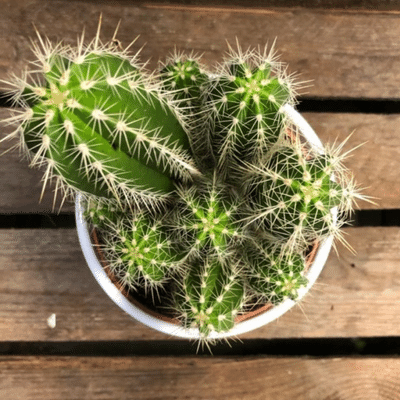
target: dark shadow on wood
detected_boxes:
[1,337,400,357]
[3,91,400,114]
[64,0,400,12]
[297,97,400,114]
[1,209,399,229]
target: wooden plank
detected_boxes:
[0,1,400,98]
[0,228,167,341]
[0,226,399,341]
[1,355,400,399]
[0,108,395,212]
[303,112,398,211]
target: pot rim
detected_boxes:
[75,104,337,340]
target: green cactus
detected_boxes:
[244,241,308,305]
[160,51,208,113]
[175,256,245,340]
[159,51,213,167]
[244,137,358,251]
[201,43,298,173]
[2,29,200,208]
[84,198,127,230]
[0,26,367,346]
[172,174,245,264]
[100,210,184,293]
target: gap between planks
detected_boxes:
[142,1,400,15]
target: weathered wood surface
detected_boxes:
[0,109,396,212]
[0,1,400,98]
[1,356,400,400]
[0,226,399,341]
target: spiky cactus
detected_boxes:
[1,29,200,208]
[159,52,213,167]
[201,44,298,173]
[244,136,359,251]
[101,210,184,293]
[175,257,245,340]
[160,51,208,113]
[243,240,308,305]
[84,198,127,230]
[171,174,245,264]
[1,24,367,346]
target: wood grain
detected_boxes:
[0,108,396,212]
[0,226,399,341]
[0,1,400,98]
[1,355,400,400]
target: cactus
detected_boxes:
[100,209,184,293]
[244,135,360,251]
[175,256,245,341]
[171,173,245,264]
[160,51,208,113]
[201,43,299,174]
[1,24,201,209]
[0,23,367,346]
[159,51,212,167]
[243,240,308,305]
[84,198,127,230]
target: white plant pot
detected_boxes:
[75,105,336,340]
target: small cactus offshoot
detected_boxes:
[84,199,126,230]
[172,174,244,264]
[175,257,245,341]
[101,210,184,293]
[160,51,208,113]
[160,52,212,166]
[243,240,308,305]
